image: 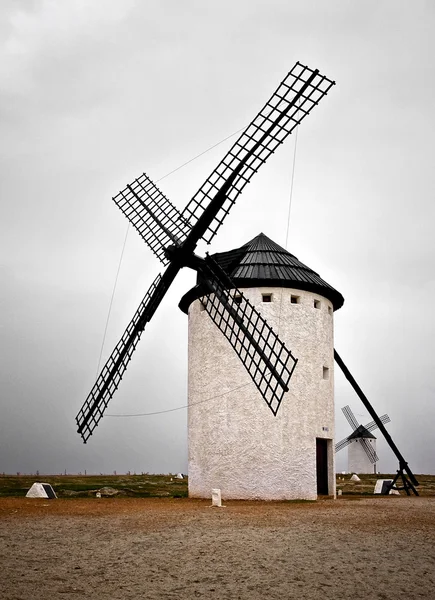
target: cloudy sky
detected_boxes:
[1,0,434,477]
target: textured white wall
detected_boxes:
[187,286,336,500]
[348,438,377,474]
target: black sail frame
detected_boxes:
[365,414,391,432]
[342,404,359,430]
[113,173,191,265]
[358,437,379,464]
[111,62,335,264]
[76,266,179,442]
[182,62,335,245]
[76,63,335,442]
[198,256,298,416]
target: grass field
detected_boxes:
[336,472,435,496]
[0,473,188,498]
[1,472,434,498]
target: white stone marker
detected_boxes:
[26,482,57,499]
[211,488,222,507]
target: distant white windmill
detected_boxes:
[335,405,390,474]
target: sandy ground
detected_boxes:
[0,496,434,600]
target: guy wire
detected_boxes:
[277,125,299,334]
[106,379,252,417]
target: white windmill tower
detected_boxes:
[179,233,344,500]
[347,427,377,474]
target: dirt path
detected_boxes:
[1,496,434,599]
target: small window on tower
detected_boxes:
[199,301,206,312]
[328,306,333,315]
[314,299,321,309]
[291,295,300,304]
[262,294,272,303]
[233,294,242,305]
[323,366,330,380]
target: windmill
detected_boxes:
[76,61,420,498]
[180,232,345,499]
[335,405,391,474]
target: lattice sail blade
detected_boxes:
[199,258,297,416]
[182,62,335,244]
[113,173,191,265]
[360,438,379,464]
[335,436,351,453]
[365,414,391,432]
[76,272,169,442]
[342,405,359,429]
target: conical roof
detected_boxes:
[179,232,344,313]
[348,425,376,440]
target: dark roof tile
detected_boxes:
[179,233,344,313]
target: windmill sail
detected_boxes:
[335,435,352,453]
[113,173,191,265]
[198,257,298,416]
[359,437,379,463]
[342,404,359,429]
[182,62,335,245]
[76,269,175,442]
[364,414,391,432]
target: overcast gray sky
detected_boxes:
[1,0,434,476]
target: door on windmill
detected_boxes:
[316,438,329,495]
